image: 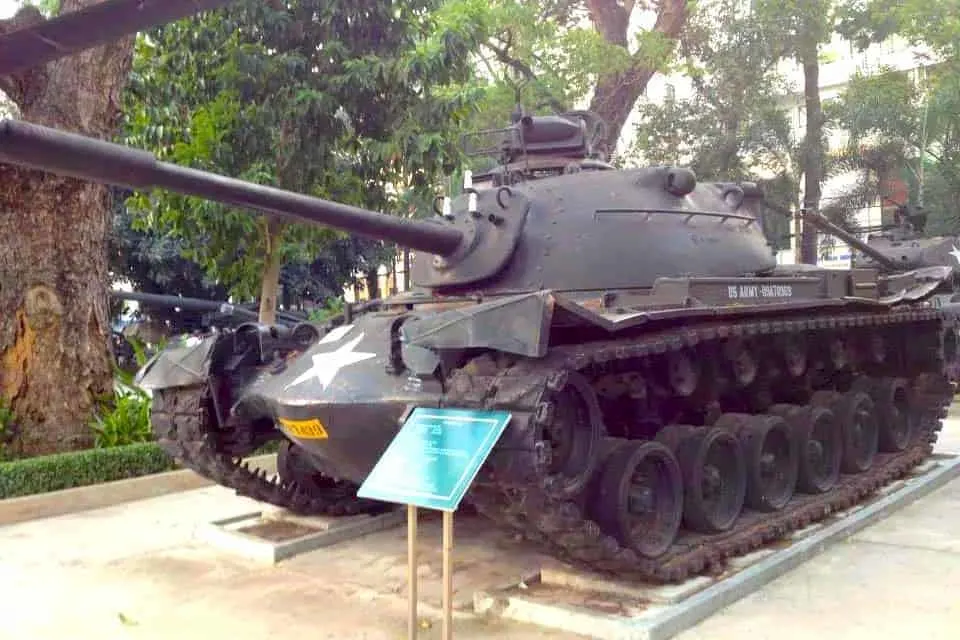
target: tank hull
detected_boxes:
[141,269,958,582]
[7,104,955,583]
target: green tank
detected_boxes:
[0,110,955,583]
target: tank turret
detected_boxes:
[1,111,955,585]
[804,205,960,301]
[854,205,960,277]
[0,117,777,296]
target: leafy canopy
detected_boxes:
[121,0,483,304]
[626,0,803,247]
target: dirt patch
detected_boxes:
[236,520,320,541]
[507,582,651,617]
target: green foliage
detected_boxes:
[750,0,836,59]
[825,62,960,234]
[429,0,685,158]
[121,0,481,310]
[626,0,802,248]
[826,0,960,236]
[832,67,920,139]
[0,397,18,462]
[0,443,177,499]
[88,335,159,448]
[434,0,623,117]
[16,1,60,17]
[89,385,152,448]
[308,297,346,323]
[836,0,959,59]
[109,185,230,329]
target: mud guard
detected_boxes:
[134,334,222,390]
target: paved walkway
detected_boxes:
[1,420,959,639]
[677,468,960,639]
[0,478,571,639]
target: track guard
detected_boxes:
[135,333,222,390]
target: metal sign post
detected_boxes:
[358,407,513,639]
[442,510,454,639]
[408,504,419,639]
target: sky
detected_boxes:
[1,1,18,19]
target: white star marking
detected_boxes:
[283,332,375,391]
[950,245,960,265]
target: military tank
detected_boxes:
[809,205,960,382]
[844,204,960,301]
[0,110,956,583]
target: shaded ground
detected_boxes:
[1,488,574,639]
[1,416,959,639]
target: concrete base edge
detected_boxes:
[0,453,277,527]
[474,453,960,640]
[196,508,406,563]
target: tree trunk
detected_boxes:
[0,2,135,456]
[258,219,286,325]
[799,41,823,265]
[365,268,380,301]
[586,0,689,154]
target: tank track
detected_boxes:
[150,385,386,516]
[449,307,954,583]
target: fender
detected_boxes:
[135,321,323,391]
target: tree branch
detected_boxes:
[476,50,502,81]
[484,41,538,82]
[482,41,568,113]
[0,6,50,108]
[587,0,689,151]
[586,0,630,46]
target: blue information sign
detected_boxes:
[357,407,513,511]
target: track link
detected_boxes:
[451,307,954,583]
[150,385,387,516]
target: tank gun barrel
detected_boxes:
[801,209,899,271]
[113,290,308,325]
[0,119,464,256]
[0,0,242,76]
[112,291,259,319]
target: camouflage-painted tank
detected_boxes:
[1,109,955,583]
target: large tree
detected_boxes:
[585,0,689,152]
[741,0,835,263]
[0,3,137,455]
[433,0,690,158]
[0,0,238,455]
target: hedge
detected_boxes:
[0,442,178,500]
[0,439,283,500]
